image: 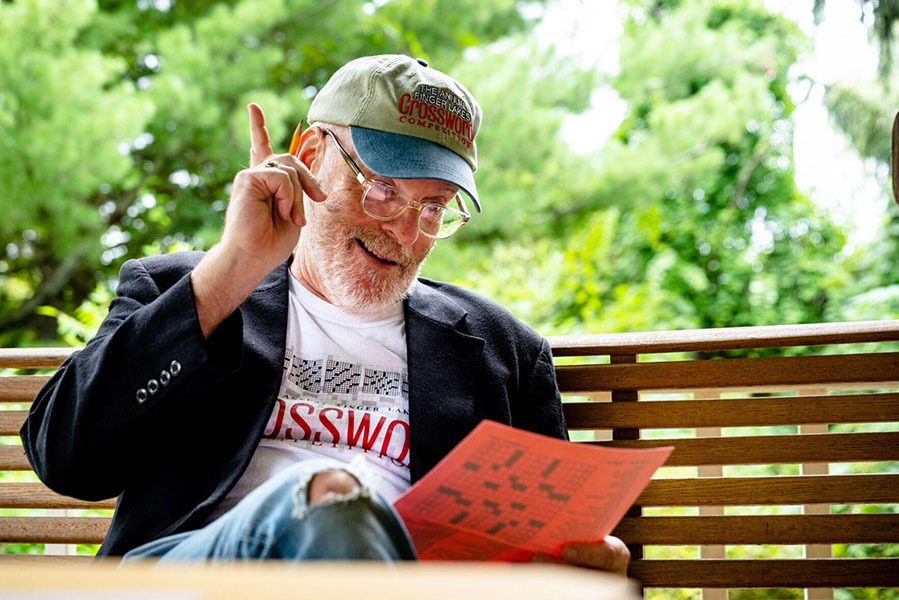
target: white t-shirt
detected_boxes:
[206,272,411,523]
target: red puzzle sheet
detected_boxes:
[393,420,672,562]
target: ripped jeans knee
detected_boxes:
[291,466,370,520]
[123,457,417,563]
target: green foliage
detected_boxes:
[0,0,549,343]
[824,81,895,165]
[646,590,700,600]
[1,543,44,555]
[445,42,597,239]
[36,285,112,346]
[0,0,153,344]
[435,0,854,343]
[596,0,843,333]
[821,79,899,325]
[835,589,899,600]
[4,0,894,346]
[731,590,801,600]
[814,0,899,82]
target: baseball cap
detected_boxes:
[307,55,482,212]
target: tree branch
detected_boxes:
[731,145,769,210]
[0,242,91,332]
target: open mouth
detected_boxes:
[355,238,398,266]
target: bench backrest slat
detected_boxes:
[0,517,111,544]
[0,410,27,435]
[0,376,51,403]
[0,444,29,470]
[591,431,899,465]
[0,348,73,369]
[628,559,899,588]
[563,393,899,428]
[556,352,899,392]
[612,513,899,544]
[0,483,116,509]
[638,473,899,506]
[549,319,899,355]
[0,555,90,564]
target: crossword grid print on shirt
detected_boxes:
[264,347,412,480]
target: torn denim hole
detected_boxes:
[290,470,371,521]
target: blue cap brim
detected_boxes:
[350,126,481,213]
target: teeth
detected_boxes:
[358,239,397,264]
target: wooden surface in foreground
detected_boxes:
[0,561,637,600]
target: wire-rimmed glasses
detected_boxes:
[322,129,471,240]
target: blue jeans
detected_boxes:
[121,459,417,563]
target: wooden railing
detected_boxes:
[2,320,899,597]
[551,319,899,596]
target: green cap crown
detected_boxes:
[307,55,481,172]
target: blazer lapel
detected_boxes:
[405,281,486,482]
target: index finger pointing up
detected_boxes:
[248,103,274,167]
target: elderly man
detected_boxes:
[22,55,628,574]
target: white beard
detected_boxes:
[300,203,432,314]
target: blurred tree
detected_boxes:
[450,43,597,239]
[1,0,881,348]
[821,80,899,321]
[0,0,547,344]
[420,40,598,284]
[813,0,899,82]
[438,0,853,345]
[825,82,895,164]
[0,0,153,342]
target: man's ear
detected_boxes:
[298,127,324,173]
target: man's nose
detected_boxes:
[381,207,421,247]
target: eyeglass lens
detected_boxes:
[362,183,464,239]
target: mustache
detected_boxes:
[351,228,418,266]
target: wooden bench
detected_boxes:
[2,319,899,596]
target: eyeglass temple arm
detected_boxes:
[456,195,471,222]
[323,128,367,186]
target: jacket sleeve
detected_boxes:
[20,257,244,501]
[517,337,569,441]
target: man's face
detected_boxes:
[297,127,457,313]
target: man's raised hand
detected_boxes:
[218,103,326,272]
[190,103,326,339]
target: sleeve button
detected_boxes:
[147,379,159,395]
[136,388,148,404]
[160,370,170,386]
[170,360,182,376]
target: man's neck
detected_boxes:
[289,248,334,306]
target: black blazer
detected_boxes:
[21,252,567,556]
